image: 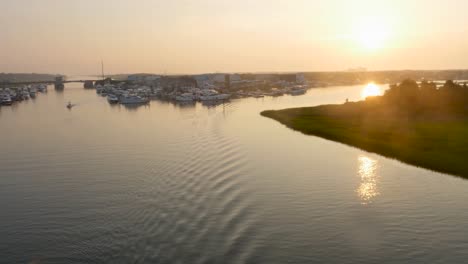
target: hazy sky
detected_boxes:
[1,0,467,75]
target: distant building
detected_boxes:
[230,74,241,82]
[194,74,213,89]
[160,76,198,90]
[278,74,296,83]
[145,75,160,82]
[127,74,141,82]
[95,77,118,86]
[255,74,277,81]
[54,76,65,90]
[296,73,306,84]
[225,74,230,90]
[127,74,160,83]
[212,74,226,83]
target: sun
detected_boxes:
[361,83,383,99]
[353,16,391,51]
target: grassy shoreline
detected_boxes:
[261,103,468,178]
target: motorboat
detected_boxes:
[289,88,307,96]
[37,84,47,93]
[120,95,149,105]
[12,93,22,101]
[1,94,13,105]
[95,85,104,94]
[66,101,74,109]
[199,90,230,101]
[21,91,30,100]
[29,88,37,98]
[107,94,119,104]
[271,90,284,97]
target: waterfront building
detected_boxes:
[296,73,306,84]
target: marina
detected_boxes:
[0,74,313,108]
[0,84,47,106]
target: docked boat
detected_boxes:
[120,95,149,105]
[40,84,47,92]
[29,88,37,98]
[175,93,195,102]
[289,88,307,96]
[199,90,230,101]
[1,94,13,105]
[22,91,30,100]
[12,93,22,102]
[107,94,119,104]
[250,93,264,98]
[271,90,284,96]
[150,88,163,99]
[95,85,104,94]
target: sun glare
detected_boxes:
[353,16,391,51]
[361,83,383,99]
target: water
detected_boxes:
[1,82,468,263]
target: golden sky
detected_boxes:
[1,0,467,75]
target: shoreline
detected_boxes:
[261,103,468,179]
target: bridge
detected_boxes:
[0,76,127,89]
[1,80,92,85]
[0,79,107,89]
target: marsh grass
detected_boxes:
[261,80,468,178]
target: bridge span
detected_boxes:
[0,79,100,89]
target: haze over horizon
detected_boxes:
[1,0,468,75]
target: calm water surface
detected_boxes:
[1,82,468,263]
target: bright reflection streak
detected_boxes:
[357,155,380,204]
[361,83,383,99]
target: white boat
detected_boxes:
[37,84,47,93]
[96,85,103,94]
[200,93,230,101]
[249,93,264,98]
[175,93,195,102]
[29,88,37,98]
[107,94,119,104]
[199,90,230,101]
[290,89,306,96]
[22,91,30,100]
[120,95,149,104]
[1,94,13,105]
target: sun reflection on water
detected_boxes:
[357,155,380,204]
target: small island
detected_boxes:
[261,80,468,178]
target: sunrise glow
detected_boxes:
[353,16,392,51]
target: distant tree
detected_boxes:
[443,80,459,91]
[420,80,437,92]
[384,79,419,107]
